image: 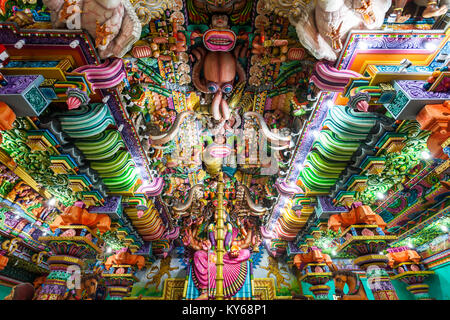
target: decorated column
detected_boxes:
[215,172,225,300]
[102,249,145,300]
[329,204,399,300]
[36,201,110,300]
[293,246,333,300]
[388,247,434,300]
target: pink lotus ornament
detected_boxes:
[137,210,144,218]
[67,96,82,110]
[356,100,369,112]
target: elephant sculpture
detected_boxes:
[43,0,141,59]
[264,0,392,61]
[328,204,387,232]
[387,247,422,268]
[293,246,333,270]
[50,200,111,234]
[104,249,146,270]
[191,14,247,122]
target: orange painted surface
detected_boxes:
[416,101,450,159]
[0,102,16,130]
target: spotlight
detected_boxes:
[425,41,437,51]
[331,250,337,256]
[358,41,369,50]
[421,150,431,160]
[311,130,321,139]
[48,198,56,206]
[325,99,334,108]
[441,225,448,233]
[135,167,141,175]
[376,192,385,200]
[106,247,112,254]
[407,242,414,249]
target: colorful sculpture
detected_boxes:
[328,204,387,233]
[43,0,141,58]
[267,0,391,60]
[293,246,333,270]
[0,102,16,131]
[0,255,8,271]
[183,217,255,299]
[50,200,111,234]
[294,246,334,300]
[104,248,146,270]
[387,247,421,268]
[416,101,450,160]
[332,270,368,300]
[388,247,435,300]
[64,273,100,300]
[191,15,247,121]
[392,0,449,21]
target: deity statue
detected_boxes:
[183,215,257,299]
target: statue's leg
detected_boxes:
[394,0,411,22]
[421,0,448,17]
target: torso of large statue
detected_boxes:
[184,218,254,299]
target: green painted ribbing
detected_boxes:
[306,151,346,175]
[90,151,134,175]
[323,105,378,141]
[75,130,125,160]
[102,166,138,191]
[313,130,360,157]
[59,104,115,138]
[299,168,336,191]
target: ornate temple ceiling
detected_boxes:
[0,0,448,268]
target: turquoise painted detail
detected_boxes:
[302,277,375,300]
[426,262,450,300]
[0,285,12,300]
[25,87,49,115]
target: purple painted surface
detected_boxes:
[135,242,152,255]
[396,80,450,99]
[340,34,444,70]
[4,211,20,228]
[88,196,121,214]
[0,23,97,65]
[0,75,39,94]
[287,241,303,255]
[318,196,348,213]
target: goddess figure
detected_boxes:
[183,216,257,299]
